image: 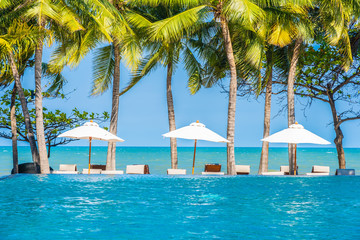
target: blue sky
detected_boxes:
[3,47,360,148]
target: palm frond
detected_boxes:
[149,5,207,42]
[120,50,163,96]
[129,0,203,8]
[42,62,67,95]
[91,44,114,96]
[119,33,142,71]
[183,46,203,94]
[223,0,264,26]
[126,11,153,29]
[25,0,62,24]
[0,0,11,9]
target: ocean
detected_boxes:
[0,146,359,175]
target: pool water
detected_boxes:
[0,174,359,239]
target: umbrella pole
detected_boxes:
[294,144,297,175]
[192,139,197,175]
[88,137,92,174]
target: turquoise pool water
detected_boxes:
[0,174,359,239]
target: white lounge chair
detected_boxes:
[261,171,285,175]
[52,164,79,174]
[280,165,299,175]
[167,169,186,175]
[306,165,330,175]
[126,165,150,174]
[236,165,250,175]
[280,166,289,174]
[82,169,102,174]
[101,170,124,175]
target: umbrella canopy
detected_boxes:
[58,121,124,174]
[58,121,124,142]
[163,121,229,174]
[261,123,330,144]
[261,122,330,175]
[162,122,229,143]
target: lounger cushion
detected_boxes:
[335,169,355,175]
[235,165,250,174]
[306,172,329,176]
[52,171,79,174]
[280,166,289,173]
[201,172,225,175]
[82,169,102,174]
[126,165,149,174]
[59,164,77,171]
[91,164,106,170]
[312,165,330,173]
[204,164,221,172]
[167,169,186,175]
[261,171,285,175]
[101,170,124,174]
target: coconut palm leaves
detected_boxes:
[316,0,360,70]
[91,45,115,95]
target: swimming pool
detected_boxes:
[0,175,359,239]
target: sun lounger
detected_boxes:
[126,164,150,174]
[91,164,106,170]
[306,165,330,175]
[52,164,79,174]
[235,165,250,175]
[101,170,124,174]
[201,164,224,175]
[280,166,289,174]
[280,165,299,175]
[82,169,102,174]
[167,169,186,175]
[261,165,299,175]
[335,169,355,175]
[261,171,285,175]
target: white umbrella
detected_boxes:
[261,122,330,175]
[58,121,124,174]
[163,121,229,174]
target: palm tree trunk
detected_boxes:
[11,85,18,174]
[328,94,346,169]
[106,42,120,171]
[8,52,40,167]
[47,142,51,158]
[220,16,237,175]
[35,39,50,174]
[287,38,302,175]
[166,61,178,169]
[258,50,273,174]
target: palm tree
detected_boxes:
[91,1,141,171]
[128,0,264,174]
[283,0,358,173]
[258,48,273,174]
[1,0,83,173]
[1,20,69,173]
[1,0,84,173]
[0,21,41,168]
[50,0,141,171]
[257,2,309,174]
[27,0,83,173]
[119,4,209,169]
[10,85,18,173]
